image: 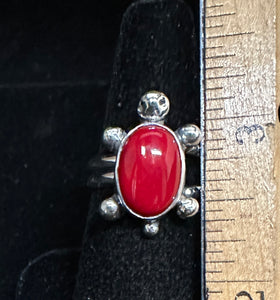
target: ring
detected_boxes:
[100,91,201,236]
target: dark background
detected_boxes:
[0,1,199,299]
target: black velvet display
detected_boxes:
[74,1,201,299]
[1,1,200,299]
[0,2,129,299]
[16,248,80,300]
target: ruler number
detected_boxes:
[235,291,265,300]
[235,124,265,145]
[256,291,265,300]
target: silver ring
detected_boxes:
[100,91,201,237]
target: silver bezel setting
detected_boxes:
[115,122,186,220]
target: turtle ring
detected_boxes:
[100,91,202,237]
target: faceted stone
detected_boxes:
[117,125,182,217]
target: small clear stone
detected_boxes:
[99,197,121,221]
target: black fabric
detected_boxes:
[16,248,80,300]
[1,1,200,299]
[0,2,130,299]
[74,1,201,299]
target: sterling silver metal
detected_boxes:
[100,91,202,236]
[176,124,202,150]
[186,145,201,156]
[177,196,200,219]
[137,90,170,122]
[99,196,121,221]
[143,220,160,237]
[103,127,126,152]
[183,186,201,199]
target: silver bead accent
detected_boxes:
[183,186,201,199]
[137,91,170,122]
[176,124,202,149]
[186,145,201,157]
[103,127,126,152]
[99,196,121,221]
[177,196,199,219]
[143,220,160,237]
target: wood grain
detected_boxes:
[204,0,279,299]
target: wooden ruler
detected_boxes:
[202,0,280,299]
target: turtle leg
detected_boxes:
[103,127,126,153]
[175,124,202,156]
[99,194,123,221]
[176,186,200,219]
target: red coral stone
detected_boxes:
[117,125,182,217]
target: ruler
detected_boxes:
[201,0,280,299]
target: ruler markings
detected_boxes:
[206,260,235,264]
[206,250,223,254]
[207,280,272,283]
[205,138,226,141]
[206,156,242,161]
[204,0,277,298]
[207,290,223,294]
[206,73,245,80]
[206,12,236,19]
[206,218,235,222]
[207,113,270,121]
[205,66,224,70]
[207,147,223,151]
[206,128,223,132]
[206,178,234,182]
[206,45,224,50]
[206,108,223,112]
[205,4,223,9]
[206,96,234,101]
[205,24,223,29]
[205,86,223,91]
[206,270,223,274]
[207,31,255,39]
[207,239,246,243]
[206,197,254,203]
[206,53,235,59]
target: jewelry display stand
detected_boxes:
[74,0,201,299]
[15,1,201,299]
